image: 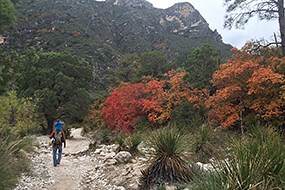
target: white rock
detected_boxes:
[105,152,116,159]
[114,151,132,164]
[195,162,214,171]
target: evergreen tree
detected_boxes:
[184,45,223,89]
[0,0,16,30]
[18,49,92,133]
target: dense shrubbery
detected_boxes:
[0,90,37,189]
[88,44,285,188]
[206,45,285,129]
[190,127,285,190]
[99,70,206,133]
[92,44,285,134]
[0,135,34,190]
[0,90,39,136]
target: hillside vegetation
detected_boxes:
[0,0,285,189]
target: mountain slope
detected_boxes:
[1,0,232,88]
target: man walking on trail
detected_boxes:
[49,119,66,167]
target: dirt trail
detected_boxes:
[14,128,145,190]
[46,128,95,190]
[14,128,99,190]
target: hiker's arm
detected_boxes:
[49,131,54,139]
[62,131,66,148]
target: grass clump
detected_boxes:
[190,126,285,190]
[139,127,192,189]
[0,135,33,190]
[124,132,144,154]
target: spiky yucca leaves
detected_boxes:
[190,126,285,190]
[139,128,192,189]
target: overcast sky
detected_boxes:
[148,0,279,48]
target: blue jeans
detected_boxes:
[52,146,62,166]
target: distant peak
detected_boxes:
[105,0,153,8]
[165,2,200,20]
[168,2,195,11]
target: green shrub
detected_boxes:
[0,91,39,137]
[124,132,144,154]
[0,135,33,190]
[115,132,126,149]
[139,127,192,189]
[192,124,215,162]
[169,103,205,131]
[87,124,114,144]
[190,126,285,190]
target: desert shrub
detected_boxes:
[139,127,192,189]
[93,125,115,144]
[0,135,33,190]
[123,132,144,154]
[170,102,205,131]
[191,124,216,163]
[190,126,285,190]
[0,91,39,137]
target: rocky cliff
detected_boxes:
[0,0,232,88]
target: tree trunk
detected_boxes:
[46,117,55,134]
[278,0,285,56]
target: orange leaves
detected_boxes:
[246,63,285,121]
[101,83,146,133]
[247,67,284,95]
[207,85,242,104]
[207,104,240,128]
[99,70,206,133]
[212,60,259,88]
[207,46,285,128]
[143,71,191,123]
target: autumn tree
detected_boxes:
[206,45,285,129]
[224,0,285,55]
[100,70,207,133]
[101,83,146,133]
[143,70,207,124]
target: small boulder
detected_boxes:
[114,151,132,164]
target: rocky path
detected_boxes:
[47,128,95,190]
[13,128,146,190]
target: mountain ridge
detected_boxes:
[0,0,232,88]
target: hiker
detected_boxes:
[49,119,66,167]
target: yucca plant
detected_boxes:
[139,127,192,189]
[190,126,285,190]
